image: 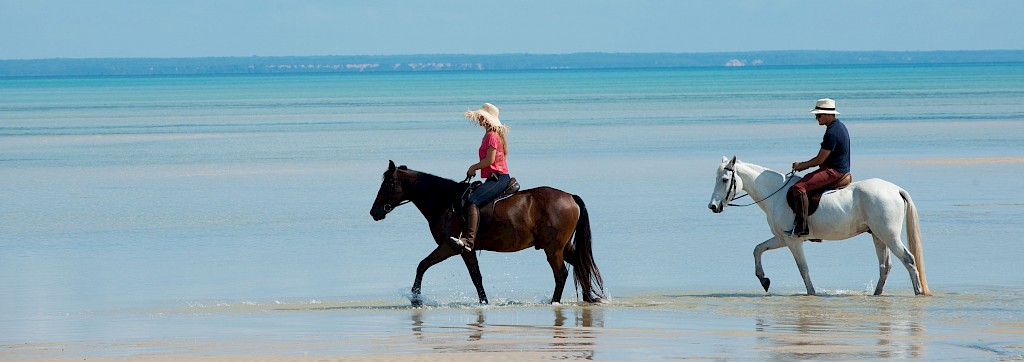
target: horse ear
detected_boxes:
[729,156,737,166]
[722,156,729,164]
[387,160,400,179]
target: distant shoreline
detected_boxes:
[2,50,1023,77]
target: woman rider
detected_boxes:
[450,103,511,253]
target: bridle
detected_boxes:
[380,178,411,213]
[380,174,473,214]
[724,166,795,207]
[381,200,410,213]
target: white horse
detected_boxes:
[707,156,930,296]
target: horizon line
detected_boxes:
[4,49,1024,62]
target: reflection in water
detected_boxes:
[551,306,599,359]
[468,309,485,343]
[754,297,925,360]
[409,306,601,358]
[411,308,423,339]
[410,308,485,343]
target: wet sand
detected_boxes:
[5,291,1023,361]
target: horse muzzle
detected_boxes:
[370,204,392,221]
[709,202,724,214]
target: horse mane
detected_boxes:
[739,160,788,180]
[739,161,773,175]
[735,160,794,194]
[396,166,465,196]
[405,168,453,186]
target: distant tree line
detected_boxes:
[1,50,1023,77]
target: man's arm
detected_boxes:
[792,148,831,171]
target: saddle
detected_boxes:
[787,173,853,216]
[460,177,520,227]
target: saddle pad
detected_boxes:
[787,173,852,216]
[464,178,520,229]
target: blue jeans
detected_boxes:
[468,173,511,207]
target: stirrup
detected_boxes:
[786,226,809,237]
[448,237,471,252]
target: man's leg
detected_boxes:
[788,168,840,236]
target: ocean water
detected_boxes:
[2,63,1023,359]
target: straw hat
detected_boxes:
[465,103,508,134]
[809,98,840,115]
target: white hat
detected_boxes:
[809,98,840,115]
[465,103,508,134]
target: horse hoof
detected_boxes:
[411,298,423,308]
[761,278,771,292]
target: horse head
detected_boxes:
[708,156,742,213]
[370,160,409,221]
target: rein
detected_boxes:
[384,175,472,215]
[382,200,411,213]
[726,167,795,207]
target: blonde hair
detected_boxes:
[465,109,509,154]
[476,113,509,154]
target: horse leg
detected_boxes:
[872,235,892,295]
[754,236,785,292]
[546,249,569,304]
[461,251,488,305]
[786,241,816,295]
[878,233,924,295]
[411,246,459,307]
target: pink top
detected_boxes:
[478,131,508,178]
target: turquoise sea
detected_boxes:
[2,63,1023,359]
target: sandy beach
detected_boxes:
[4,291,1024,361]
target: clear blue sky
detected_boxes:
[2,0,1022,59]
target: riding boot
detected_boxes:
[789,192,810,237]
[449,204,478,253]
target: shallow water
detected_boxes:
[2,64,1023,359]
[7,291,1022,360]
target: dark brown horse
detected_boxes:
[370,160,605,306]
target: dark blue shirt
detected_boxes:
[820,119,850,174]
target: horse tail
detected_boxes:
[901,189,930,296]
[570,194,606,303]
